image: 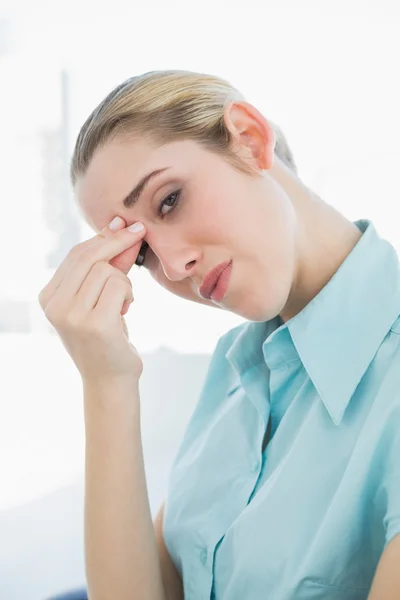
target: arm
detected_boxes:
[368,535,400,599]
[39,217,183,599]
[84,379,170,600]
[154,503,184,600]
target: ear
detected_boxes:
[223,101,275,172]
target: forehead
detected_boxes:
[75,137,204,232]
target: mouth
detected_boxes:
[199,260,233,301]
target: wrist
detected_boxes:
[82,375,140,411]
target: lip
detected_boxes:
[199,260,232,300]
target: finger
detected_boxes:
[121,316,129,338]
[39,235,99,309]
[84,222,146,272]
[101,217,143,276]
[72,261,133,313]
[94,276,132,322]
[43,217,126,298]
[48,223,145,308]
[121,298,133,317]
[96,219,136,306]
[38,217,140,309]
[109,244,142,275]
[99,215,127,238]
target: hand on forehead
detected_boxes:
[101,215,143,275]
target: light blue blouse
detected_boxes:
[163,220,400,600]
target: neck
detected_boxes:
[270,159,363,322]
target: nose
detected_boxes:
[152,239,200,282]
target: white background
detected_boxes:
[0,1,399,597]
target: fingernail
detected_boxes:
[128,222,145,233]
[108,216,125,231]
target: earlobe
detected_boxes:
[223,101,275,172]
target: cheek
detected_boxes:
[198,177,262,243]
[254,224,294,274]
[190,177,236,234]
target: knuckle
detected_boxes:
[118,271,133,288]
[38,287,49,309]
[45,304,80,331]
[124,274,133,289]
[91,260,110,276]
[71,241,103,269]
[63,310,83,331]
[84,317,108,338]
[111,275,131,292]
[43,303,59,325]
[74,246,94,268]
[107,274,121,289]
[68,241,87,261]
[104,268,132,289]
[109,265,132,287]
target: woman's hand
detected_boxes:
[38,217,146,384]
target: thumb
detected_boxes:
[109,244,141,275]
[101,217,142,275]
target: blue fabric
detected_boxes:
[163,220,400,600]
[45,589,87,600]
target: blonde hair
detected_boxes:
[70,70,297,185]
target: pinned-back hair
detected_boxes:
[71,70,297,185]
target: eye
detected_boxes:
[135,241,149,267]
[158,190,181,217]
[135,189,182,268]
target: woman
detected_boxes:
[40,70,400,600]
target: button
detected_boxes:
[200,548,208,565]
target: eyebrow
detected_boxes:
[122,167,171,209]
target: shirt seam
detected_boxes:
[308,579,370,593]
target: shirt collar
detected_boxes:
[227,220,400,425]
[226,318,279,418]
[226,318,279,376]
[285,219,400,424]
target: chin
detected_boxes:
[223,296,281,323]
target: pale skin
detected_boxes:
[39,101,399,598]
